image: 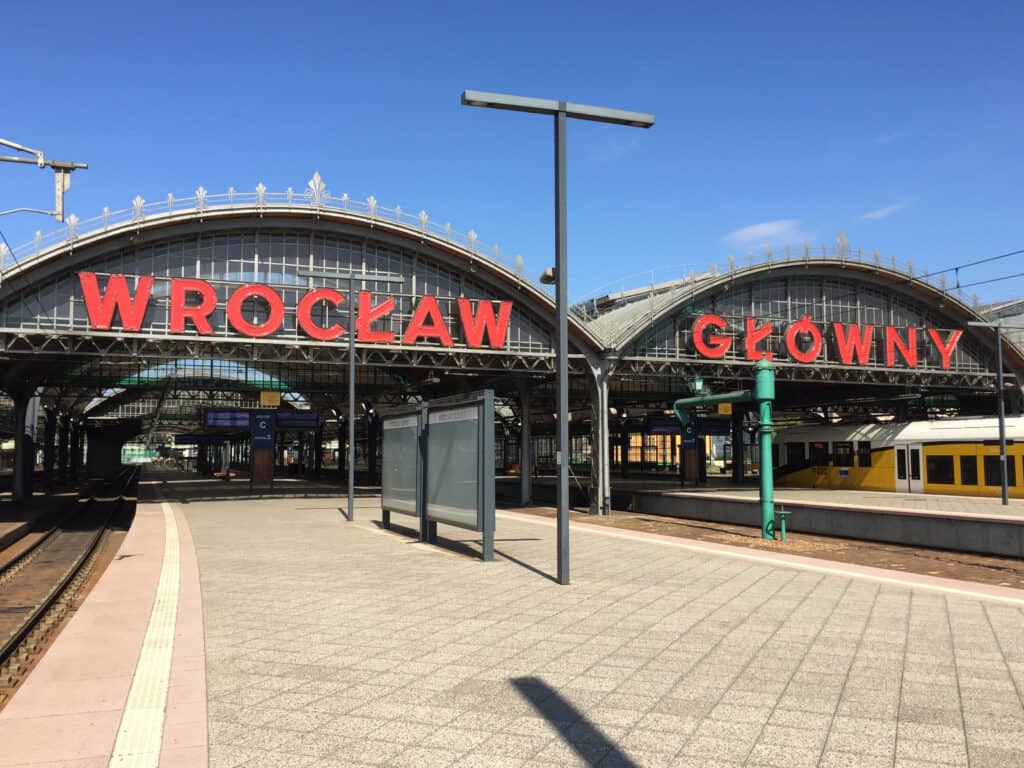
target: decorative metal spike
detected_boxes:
[728,255,736,272]
[746,251,754,266]
[306,172,327,207]
[286,187,294,203]
[939,274,948,291]
[166,193,174,210]
[418,210,428,231]
[102,206,110,228]
[803,241,810,259]
[0,243,9,262]
[367,196,377,218]
[765,246,773,263]
[873,248,881,267]
[256,182,266,206]
[493,245,500,260]
[394,204,402,221]
[515,254,524,276]
[468,230,478,250]
[195,187,207,211]
[132,195,145,220]
[907,260,914,275]
[34,231,42,253]
[341,193,349,209]
[444,222,452,239]
[67,213,79,240]
[228,186,236,204]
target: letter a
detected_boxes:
[403,296,453,347]
[78,272,154,331]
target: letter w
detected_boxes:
[832,323,874,365]
[457,298,512,349]
[79,272,154,331]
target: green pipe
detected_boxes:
[753,358,776,540]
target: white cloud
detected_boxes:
[859,202,907,222]
[723,219,802,246]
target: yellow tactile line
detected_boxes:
[108,502,180,767]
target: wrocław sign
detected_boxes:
[77,272,513,349]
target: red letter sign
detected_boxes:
[832,323,874,365]
[403,296,453,347]
[928,328,962,370]
[357,292,395,343]
[744,317,774,360]
[78,272,153,331]
[170,278,218,334]
[785,316,823,363]
[885,326,917,367]
[693,314,731,358]
[457,298,512,349]
[226,284,285,337]
[297,288,344,341]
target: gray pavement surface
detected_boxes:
[179,491,1024,768]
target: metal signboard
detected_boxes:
[252,412,274,449]
[276,410,319,430]
[381,412,421,518]
[204,410,250,429]
[425,390,494,560]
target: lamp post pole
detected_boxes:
[461,90,654,585]
[298,268,404,520]
[965,320,1024,505]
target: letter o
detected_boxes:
[226,284,285,338]
[785,315,823,363]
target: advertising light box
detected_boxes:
[381,414,420,517]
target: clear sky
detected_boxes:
[1,1,1021,304]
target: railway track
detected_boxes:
[0,467,139,708]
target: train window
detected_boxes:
[960,455,978,485]
[786,442,804,466]
[910,449,921,481]
[857,441,872,467]
[984,455,1017,487]
[897,450,907,480]
[833,441,854,467]
[926,455,955,485]
[810,441,828,466]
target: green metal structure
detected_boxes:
[673,358,777,540]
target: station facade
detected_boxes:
[0,177,1021,508]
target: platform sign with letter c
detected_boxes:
[253,413,274,448]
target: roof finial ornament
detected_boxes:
[67,213,79,240]
[306,172,328,207]
[195,187,208,211]
[367,196,377,219]
[132,195,145,220]
[418,210,428,232]
[256,182,266,207]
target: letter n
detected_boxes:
[78,272,153,331]
[885,326,917,367]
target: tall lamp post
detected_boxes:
[966,320,1024,505]
[298,268,404,521]
[461,90,654,585]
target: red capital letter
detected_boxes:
[226,284,285,337]
[928,328,962,370]
[78,272,153,331]
[744,317,774,360]
[297,288,345,341]
[693,314,732,359]
[170,278,218,334]
[785,316,823,363]
[403,296,453,347]
[832,323,874,365]
[885,326,917,367]
[358,292,395,343]
[458,298,512,349]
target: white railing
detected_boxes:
[0,173,524,277]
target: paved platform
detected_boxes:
[3,470,1024,767]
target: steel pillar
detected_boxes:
[518,382,532,506]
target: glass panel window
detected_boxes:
[926,455,955,484]
[910,449,921,481]
[810,441,829,466]
[897,449,907,480]
[833,441,854,467]
[857,441,872,467]
[984,455,1017,487]
[785,442,804,467]
[960,455,978,485]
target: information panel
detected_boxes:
[426,406,481,529]
[381,413,420,517]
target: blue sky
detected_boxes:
[1,1,1021,304]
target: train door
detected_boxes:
[895,443,924,493]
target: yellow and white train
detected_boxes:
[775,416,1024,498]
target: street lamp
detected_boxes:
[966,320,1024,505]
[462,89,654,585]
[298,268,404,521]
[0,137,88,222]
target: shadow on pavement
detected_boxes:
[511,676,639,767]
